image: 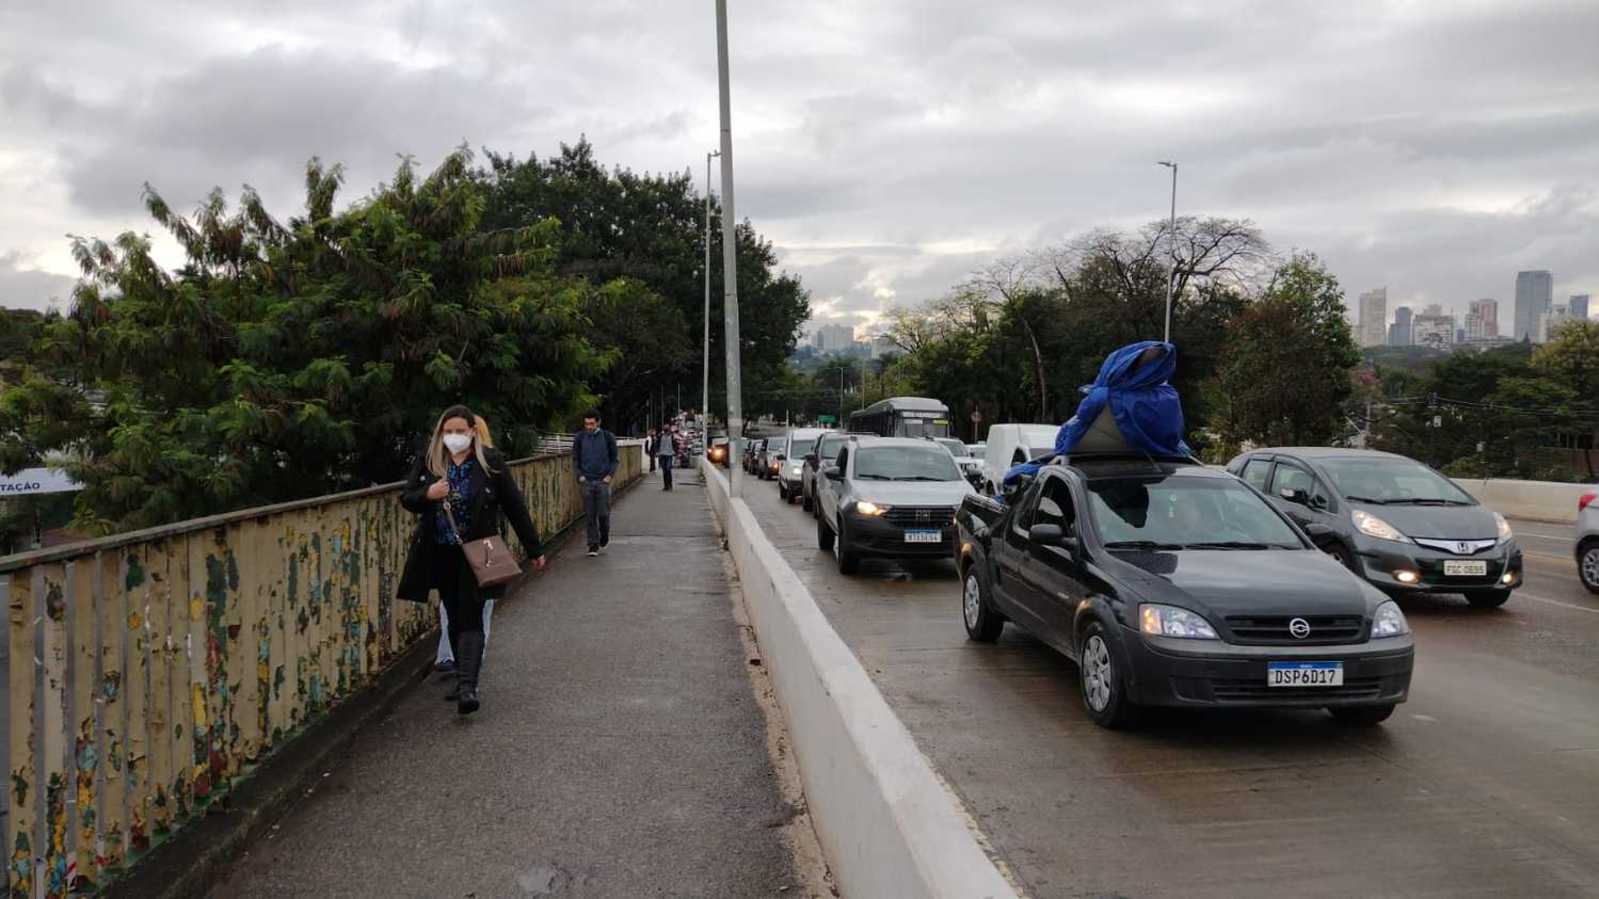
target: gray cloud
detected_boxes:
[0,251,76,312]
[0,0,1595,329]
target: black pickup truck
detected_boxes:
[954,455,1414,728]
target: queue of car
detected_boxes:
[707,403,1546,731]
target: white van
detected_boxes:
[978,423,1059,495]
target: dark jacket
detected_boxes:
[572,428,619,480]
[396,446,544,603]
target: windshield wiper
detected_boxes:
[1184,541,1282,550]
[1382,498,1469,506]
[1104,540,1183,551]
[1343,495,1388,504]
[896,475,955,481]
[854,474,892,480]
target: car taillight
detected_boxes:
[1581,491,1597,513]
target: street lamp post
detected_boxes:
[715,0,745,498]
[703,149,719,433]
[1157,160,1178,344]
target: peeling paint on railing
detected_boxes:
[4,445,641,894]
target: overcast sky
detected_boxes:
[2,0,1596,339]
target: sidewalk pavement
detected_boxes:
[214,473,802,897]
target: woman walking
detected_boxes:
[434,415,501,677]
[399,406,547,714]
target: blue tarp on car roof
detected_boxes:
[1001,340,1191,494]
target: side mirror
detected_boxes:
[1303,522,1338,549]
[1307,493,1329,511]
[775,454,786,462]
[824,466,844,481]
[1279,487,1311,506]
[804,453,818,465]
[1029,523,1064,545]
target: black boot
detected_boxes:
[456,630,484,715]
[443,631,461,701]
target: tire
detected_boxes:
[962,566,1004,642]
[1579,540,1599,596]
[816,510,834,552]
[1464,588,1512,609]
[1329,704,1396,726]
[801,485,813,512]
[777,482,789,501]
[1077,622,1138,729]
[834,517,860,575]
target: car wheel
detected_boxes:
[834,517,860,575]
[962,567,1004,642]
[801,488,813,512]
[1078,622,1137,729]
[1329,704,1396,726]
[1580,540,1599,595]
[777,482,788,500]
[816,511,834,552]
[1464,588,1512,609]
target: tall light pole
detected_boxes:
[1157,160,1178,343]
[715,0,745,498]
[703,149,719,432]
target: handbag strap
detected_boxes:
[440,498,467,545]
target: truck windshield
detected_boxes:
[1086,475,1303,549]
[854,446,963,481]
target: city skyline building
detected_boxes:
[1465,298,1499,341]
[1412,307,1456,350]
[1389,305,1413,346]
[1514,270,1553,342]
[1570,294,1591,322]
[1359,287,1388,348]
[812,322,856,353]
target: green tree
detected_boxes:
[1,150,608,532]
[477,141,809,426]
[1211,253,1361,446]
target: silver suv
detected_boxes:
[1578,485,1598,594]
[813,435,976,574]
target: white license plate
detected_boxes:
[904,530,942,544]
[1267,662,1344,687]
[1443,560,1487,577]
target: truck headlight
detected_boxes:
[1353,509,1409,543]
[1139,604,1218,639]
[854,501,890,517]
[1493,511,1512,541]
[1371,601,1410,637]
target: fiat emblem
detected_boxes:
[1289,618,1311,639]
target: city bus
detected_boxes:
[847,396,952,439]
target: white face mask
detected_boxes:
[442,433,473,454]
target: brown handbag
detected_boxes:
[442,503,523,588]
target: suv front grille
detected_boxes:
[882,506,956,527]
[1224,615,1365,645]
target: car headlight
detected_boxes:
[1493,511,1512,541]
[1371,601,1410,637]
[1139,604,1218,639]
[1352,509,1409,543]
[853,500,890,517]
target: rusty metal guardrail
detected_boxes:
[4,443,642,896]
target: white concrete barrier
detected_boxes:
[701,461,1017,899]
[1458,478,1593,524]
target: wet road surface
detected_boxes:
[745,480,1599,899]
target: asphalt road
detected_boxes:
[743,479,1599,899]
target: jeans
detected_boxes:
[583,480,611,546]
[658,455,673,489]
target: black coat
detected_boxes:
[396,447,544,603]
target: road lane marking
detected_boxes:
[1524,550,1576,568]
[1514,590,1599,615]
[1521,531,1574,540]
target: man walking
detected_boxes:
[656,421,677,491]
[573,410,619,556]
[646,427,659,472]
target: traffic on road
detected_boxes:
[720,396,1599,895]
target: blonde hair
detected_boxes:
[426,405,494,477]
[474,416,494,448]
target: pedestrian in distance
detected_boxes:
[434,415,501,678]
[573,409,619,556]
[656,421,678,491]
[399,405,547,715]
[646,426,659,472]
